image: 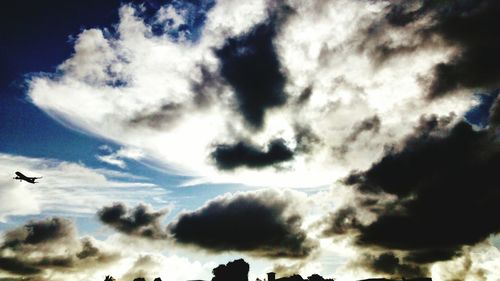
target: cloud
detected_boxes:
[368,0,500,98]
[97,154,127,169]
[211,139,294,170]
[334,116,381,158]
[354,124,500,255]
[96,146,146,169]
[0,153,164,221]
[214,4,292,129]
[129,103,185,130]
[0,178,40,222]
[0,217,120,279]
[119,255,162,281]
[168,189,316,258]
[26,0,476,187]
[321,113,500,276]
[354,252,428,278]
[97,203,169,239]
[1,217,74,248]
[432,243,500,281]
[489,95,500,126]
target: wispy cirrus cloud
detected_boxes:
[96,145,145,169]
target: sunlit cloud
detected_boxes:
[28,0,473,188]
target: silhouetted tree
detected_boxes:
[212,258,249,281]
[307,274,334,281]
[104,276,115,281]
[133,278,146,281]
[154,278,163,281]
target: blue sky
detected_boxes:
[0,0,246,212]
[1,1,499,281]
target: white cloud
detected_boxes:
[0,153,166,221]
[156,6,185,30]
[0,177,40,222]
[97,154,127,169]
[97,146,145,168]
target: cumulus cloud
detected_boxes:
[320,113,500,278]
[367,0,500,98]
[214,4,292,129]
[431,243,500,281]
[0,216,218,281]
[211,139,294,170]
[345,252,427,279]
[168,189,316,258]
[98,203,169,239]
[26,0,475,187]
[0,217,120,279]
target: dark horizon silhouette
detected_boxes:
[102,258,432,281]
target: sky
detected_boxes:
[0,0,499,280]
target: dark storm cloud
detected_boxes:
[369,0,500,98]
[2,217,74,249]
[168,190,316,258]
[489,95,500,126]
[354,252,428,278]
[211,139,294,170]
[214,5,293,129]
[422,0,500,98]
[0,257,41,275]
[97,203,169,239]
[323,114,500,268]
[0,218,119,278]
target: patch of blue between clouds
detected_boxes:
[464,89,500,128]
[144,0,216,42]
[1,0,216,175]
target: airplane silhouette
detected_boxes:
[13,171,42,184]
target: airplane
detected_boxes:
[13,171,42,184]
